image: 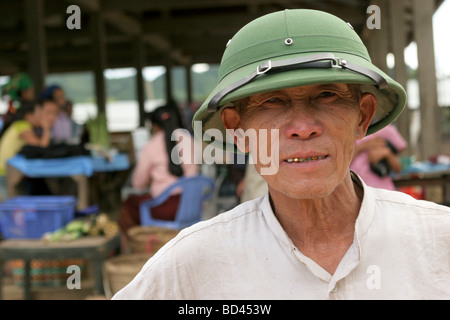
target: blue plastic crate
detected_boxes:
[0,196,76,239]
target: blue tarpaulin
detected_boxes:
[7,153,129,177]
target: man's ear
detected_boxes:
[356,93,377,139]
[221,108,249,153]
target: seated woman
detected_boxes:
[118,105,198,240]
[0,99,58,200]
[350,124,407,191]
[40,85,81,144]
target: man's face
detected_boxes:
[222,83,376,199]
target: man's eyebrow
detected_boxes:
[313,83,349,90]
[247,83,351,103]
[247,91,285,104]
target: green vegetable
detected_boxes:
[86,112,110,149]
[43,228,66,242]
[62,230,83,241]
[42,212,119,242]
[65,220,85,233]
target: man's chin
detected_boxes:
[268,181,337,201]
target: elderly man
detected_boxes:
[113,9,450,299]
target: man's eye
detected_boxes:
[317,91,337,98]
[264,97,283,103]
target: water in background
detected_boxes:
[0,99,164,133]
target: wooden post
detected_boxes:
[24,0,47,95]
[90,12,107,114]
[134,36,146,127]
[165,58,173,103]
[412,0,440,160]
[389,0,411,155]
[185,64,193,110]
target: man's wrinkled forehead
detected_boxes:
[246,83,357,103]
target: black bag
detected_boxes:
[19,143,90,159]
[369,139,398,177]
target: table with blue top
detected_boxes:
[6,153,130,210]
[393,161,450,204]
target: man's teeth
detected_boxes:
[286,156,326,163]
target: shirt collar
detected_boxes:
[260,171,376,251]
[351,171,376,244]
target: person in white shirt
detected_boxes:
[113,9,450,300]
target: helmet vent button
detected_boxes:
[284,38,293,46]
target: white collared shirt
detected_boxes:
[113,174,450,300]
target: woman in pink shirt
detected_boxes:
[118,105,198,236]
[350,124,407,190]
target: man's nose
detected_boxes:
[283,103,323,140]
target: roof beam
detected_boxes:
[65,0,190,65]
[101,0,277,11]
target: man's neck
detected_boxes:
[268,173,363,274]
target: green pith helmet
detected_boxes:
[192,9,407,151]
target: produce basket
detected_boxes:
[103,253,152,298]
[0,196,76,239]
[11,258,86,288]
[127,226,179,254]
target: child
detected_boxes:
[0,99,58,200]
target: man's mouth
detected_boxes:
[285,155,328,163]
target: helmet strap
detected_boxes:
[207,52,387,112]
